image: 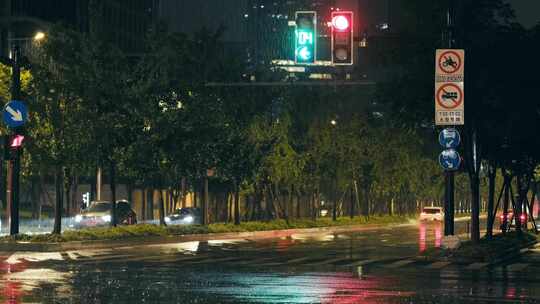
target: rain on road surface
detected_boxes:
[0,219,538,304]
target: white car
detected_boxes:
[419,207,444,221]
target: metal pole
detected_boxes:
[6,160,12,234]
[9,45,21,236]
[10,149,19,235]
[443,1,456,237]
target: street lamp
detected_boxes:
[33,31,46,41]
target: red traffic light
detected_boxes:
[332,15,350,31]
[10,135,25,148]
[331,11,353,65]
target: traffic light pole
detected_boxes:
[8,46,21,235]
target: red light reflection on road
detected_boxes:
[319,273,414,304]
[2,281,22,304]
[435,222,442,248]
[418,221,443,252]
[419,222,427,252]
[0,261,27,304]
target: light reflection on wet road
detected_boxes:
[0,219,537,303]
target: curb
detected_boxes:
[0,220,416,253]
[416,240,538,265]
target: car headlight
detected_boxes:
[75,215,83,222]
[102,215,111,222]
[165,216,171,223]
[183,215,194,223]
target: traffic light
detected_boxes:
[331,11,354,65]
[3,134,25,160]
[295,11,317,64]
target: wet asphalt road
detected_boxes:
[1,218,538,303]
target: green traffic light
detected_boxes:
[295,11,316,64]
[296,46,312,60]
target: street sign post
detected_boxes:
[435,49,464,126]
[3,100,28,128]
[439,149,461,171]
[438,128,461,149]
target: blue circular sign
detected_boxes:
[3,100,28,128]
[439,128,461,149]
[439,149,461,171]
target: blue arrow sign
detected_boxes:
[439,149,461,171]
[438,128,461,149]
[3,100,28,128]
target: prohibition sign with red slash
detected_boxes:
[438,50,462,74]
[436,83,463,109]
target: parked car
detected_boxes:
[165,207,202,225]
[419,207,444,221]
[74,200,137,228]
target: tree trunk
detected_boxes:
[181,177,187,208]
[228,191,233,223]
[213,193,219,223]
[296,193,301,219]
[362,183,370,217]
[147,188,154,220]
[470,171,481,243]
[202,176,209,225]
[516,174,529,234]
[234,182,240,225]
[71,175,79,215]
[127,182,133,205]
[350,184,355,219]
[315,188,321,220]
[64,168,71,217]
[141,188,147,221]
[158,189,166,226]
[30,176,39,220]
[110,160,117,227]
[486,164,497,238]
[52,165,63,234]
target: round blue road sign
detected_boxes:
[3,100,28,128]
[438,128,461,149]
[439,149,461,171]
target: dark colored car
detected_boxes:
[499,211,528,231]
[74,200,137,228]
[165,207,201,225]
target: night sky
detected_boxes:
[509,0,540,28]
